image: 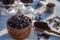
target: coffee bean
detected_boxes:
[41,33,50,39]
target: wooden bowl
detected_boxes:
[7,16,32,40]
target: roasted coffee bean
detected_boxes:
[37,37,40,40]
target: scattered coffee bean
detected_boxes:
[41,33,50,39]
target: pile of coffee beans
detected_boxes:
[7,14,31,29]
[34,21,50,30]
[2,0,15,5]
[46,3,55,7]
